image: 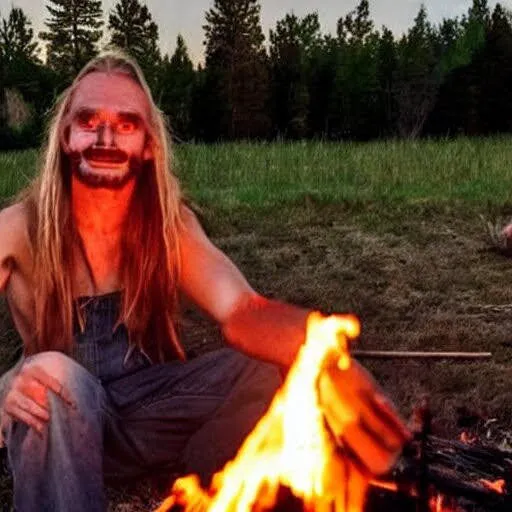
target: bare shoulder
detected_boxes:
[180,204,202,230]
[0,201,32,268]
[0,201,31,246]
[177,203,254,323]
[179,203,209,242]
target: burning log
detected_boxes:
[370,429,512,511]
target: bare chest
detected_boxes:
[6,254,35,344]
[73,237,122,297]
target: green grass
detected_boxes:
[177,138,512,207]
[0,149,37,202]
[2,138,512,208]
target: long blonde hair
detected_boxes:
[24,50,185,361]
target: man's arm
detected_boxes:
[178,207,310,367]
[0,205,19,294]
[0,204,27,442]
[0,203,31,374]
[178,207,412,477]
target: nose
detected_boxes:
[96,122,115,147]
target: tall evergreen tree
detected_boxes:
[1,7,60,148]
[269,13,321,138]
[307,35,341,138]
[338,0,373,44]
[40,0,103,80]
[333,0,380,139]
[159,35,196,140]
[0,8,38,64]
[469,0,491,25]
[436,0,491,135]
[480,3,512,133]
[394,4,439,138]
[108,0,161,85]
[203,0,270,139]
[1,7,40,97]
[376,27,398,136]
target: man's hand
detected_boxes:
[318,359,411,476]
[2,364,74,434]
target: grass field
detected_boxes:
[4,138,512,207]
[2,138,512,510]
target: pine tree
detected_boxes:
[1,7,40,97]
[268,13,321,138]
[0,8,38,64]
[203,0,270,139]
[108,0,161,83]
[159,35,196,140]
[340,0,373,44]
[394,4,439,138]
[40,0,103,79]
[469,0,490,25]
[1,7,60,148]
[376,27,398,135]
[307,35,340,138]
[334,0,380,139]
[480,3,512,132]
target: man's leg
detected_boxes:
[4,351,107,512]
[104,348,281,486]
[182,350,281,483]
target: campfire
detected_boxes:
[155,313,512,512]
[155,312,391,512]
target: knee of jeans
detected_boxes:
[243,357,283,399]
[23,351,104,410]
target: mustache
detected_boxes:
[82,146,129,164]
[66,147,148,182]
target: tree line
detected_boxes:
[0,0,511,148]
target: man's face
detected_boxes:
[63,71,153,189]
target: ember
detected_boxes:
[428,494,456,512]
[459,432,477,445]
[480,478,505,494]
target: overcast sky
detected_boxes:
[1,0,511,64]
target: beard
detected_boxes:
[68,146,145,190]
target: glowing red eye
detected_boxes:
[117,122,136,134]
[77,111,100,130]
[117,114,141,134]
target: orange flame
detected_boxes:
[155,312,366,512]
[428,494,462,512]
[429,494,447,512]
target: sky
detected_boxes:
[1,0,511,64]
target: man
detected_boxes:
[0,52,410,511]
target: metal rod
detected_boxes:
[351,350,493,360]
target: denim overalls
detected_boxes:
[5,292,281,512]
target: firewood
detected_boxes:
[351,350,493,360]
[376,434,512,510]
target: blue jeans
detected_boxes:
[3,292,281,511]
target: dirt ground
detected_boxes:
[2,200,512,510]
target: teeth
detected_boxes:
[87,160,126,168]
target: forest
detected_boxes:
[0,0,511,148]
